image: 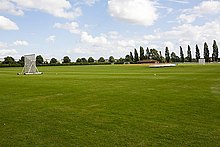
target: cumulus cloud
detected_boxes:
[54,22,80,34]
[178,0,220,23]
[164,41,174,50]
[0,0,24,16]
[107,31,121,39]
[142,18,220,56]
[1,0,82,19]
[108,0,158,26]
[81,32,108,46]
[144,34,161,40]
[46,36,56,43]
[13,40,29,46]
[83,0,99,6]
[0,41,18,56]
[168,0,189,4]
[0,42,8,49]
[117,40,136,47]
[0,16,19,30]
[0,49,17,56]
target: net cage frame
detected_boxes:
[19,54,42,75]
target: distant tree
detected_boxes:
[134,48,139,63]
[3,56,15,64]
[18,56,24,65]
[195,44,200,62]
[146,47,150,60]
[186,45,192,62]
[212,40,218,62]
[171,52,178,62]
[50,58,58,64]
[125,55,131,62]
[130,52,134,62]
[88,57,94,63]
[117,57,124,63]
[150,49,160,61]
[76,58,82,63]
[36,55,44,65]
[180,46,184,62]
[109,56,115,63]
[81,58,87,63]
[159,51,163,63]
[63,56,71,63]
[204,42,209,62]
[140,46,145,60]
[98,57,105,63]
[165,47,170,63]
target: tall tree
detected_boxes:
[150,49,160,61]
[109,56,115,63]
[187,45,192,62]
[88,57,94,63]
[134,48,139,63]
[50,58,58,64]
[76,58,82,63]
[130,52,134,62]
[204,42,209,62]
[18,56,24,65]
[81,58,87,63]
[98,57,105,63]
[125,55,131,62]
[140,46,145,60]
[195,44,200,62]
[117,57,124,63]
[145,47,150,60]
[63,56,71,63]
[3,56,15,64]
[36,55,44,65]
[165,47,170,63]
[180,46,184,62]
[159,51,163,63]
[171,52,177,62]
[212,40,218,62]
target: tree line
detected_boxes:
[127,40,218,63]
[0,40,218,67]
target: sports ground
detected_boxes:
[0,64,220,146]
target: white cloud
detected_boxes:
[144,34,161,40]
[168,0,189,4]
[83,0,99,6]
[3,0,82,19]
[108,0,158,26]
[178,13,199,23]
[0,16,19,30]
[13,40,29,46]
[81,32,108,46]
[117,40,135,47]
[0,49,17,56]
[107,31,120,39]
[164,41,174,50]
[142,18,220,56]
[178,0,220,23]
[0,42,17,56]
[0,0,24,16]
[54,22,80,34]
[0,42,8,49]
[46,36,56,43]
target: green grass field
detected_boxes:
[0,64,220,146]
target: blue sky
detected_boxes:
[0,0,219,61]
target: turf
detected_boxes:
[0,64,220,146]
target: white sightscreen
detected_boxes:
[199,59,205,64]
[24,54,37,73]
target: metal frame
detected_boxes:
[19,54,42,75]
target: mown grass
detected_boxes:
[0,64,220,146]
